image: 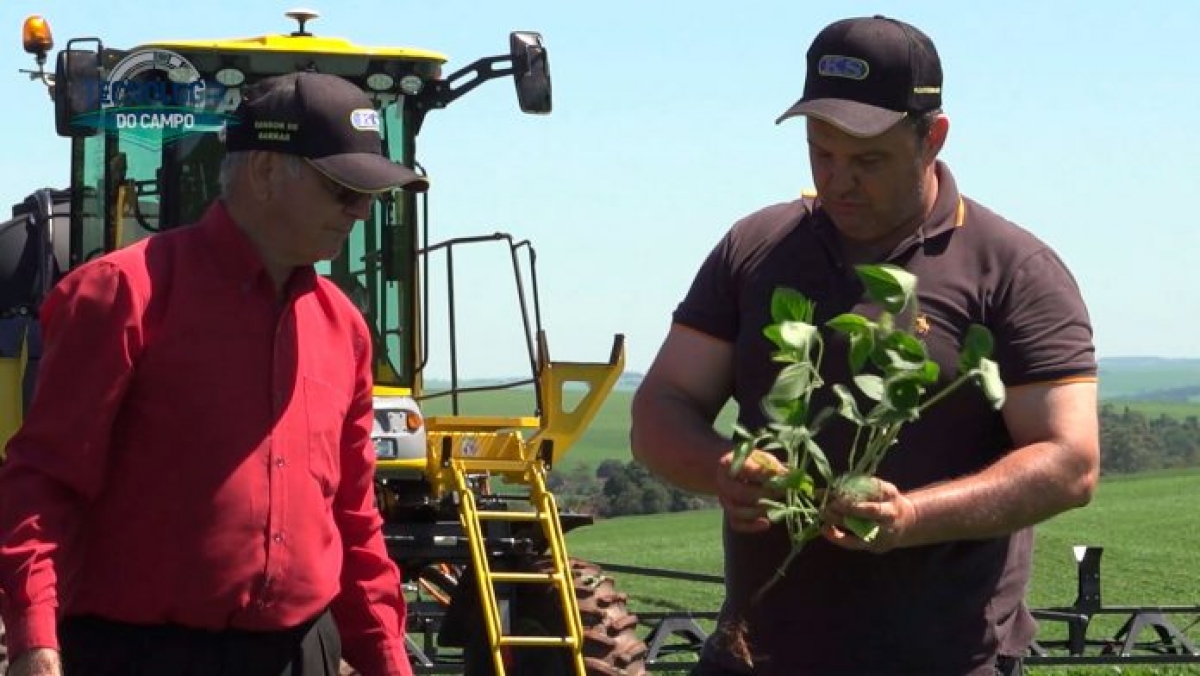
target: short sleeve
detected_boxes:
[991,248,1096,386]
[672,231,740,342]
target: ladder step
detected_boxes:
[475,510,544,522]
[498,635,579,648]
[490,571,561,584]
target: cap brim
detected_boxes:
[308,154,429,193]
[775,99,907,138]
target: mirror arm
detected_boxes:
[414,55,513,115]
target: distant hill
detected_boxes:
[1099,357,1200,401]
[616,372,643,391]
[624,359,1200,401]
[423,358,1200,402]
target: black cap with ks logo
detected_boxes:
[776,15,943,138]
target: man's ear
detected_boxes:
[924,114,950,163]
[244,151,278,201]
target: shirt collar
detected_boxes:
[919,161,966,240]
[195,200,318,298]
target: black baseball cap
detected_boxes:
[224,71,428,193]
[776,16,943,137]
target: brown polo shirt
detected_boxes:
[674,162,1096,674]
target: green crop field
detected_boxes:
[565,469,1200,675]
[1106,400,1200,421]
[418,388,731,472]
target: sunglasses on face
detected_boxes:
[312,169,379,207]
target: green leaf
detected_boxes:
[806,439,832,482]
[832,384,865,424]
[844,515,880,542]
[914,359,941,385]
[854,374,884,401]
[729,437,756,477]
[828,313,877,373]
[777,320,819,354]
[849,333,874,374]
[826,313,873,334]
[767,468,815,496]
[808,405,836,435]
[774,425,812,451]
[771,287,816,323]
[762,396,807,426]
[959,324,995,372]
[767,363,816,402]
[883,372,927,413]
[732,423,756,441]
[856,264,916,315]
[762,324,787,352]
[878,331,928,370]
[835,473,879,501]
[973,358,1007,409]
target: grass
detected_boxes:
[420,388,740,468]
[565,469,1200,675]
[418,388,732,472]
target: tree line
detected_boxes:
[1099,404,1200,473]
[551,403,1200,518]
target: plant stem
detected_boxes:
[752,520,821,604]
[917,373,973,413]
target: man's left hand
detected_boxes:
[822,476,917,553]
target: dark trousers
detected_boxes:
[59,610,341,676]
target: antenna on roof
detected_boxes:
[285,8,321,37]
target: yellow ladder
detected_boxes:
[450,454,586,675]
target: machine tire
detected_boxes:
[571,558,649,676]
[367,557,648,676]
[500,557,648,676]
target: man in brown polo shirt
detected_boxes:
[631,15,1100,676]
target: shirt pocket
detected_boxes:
[303,375,349,497]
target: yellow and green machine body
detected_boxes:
[1,12,624,675]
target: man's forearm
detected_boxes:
[904,440,1097,547]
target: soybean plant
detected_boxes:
[729,264,1005,601]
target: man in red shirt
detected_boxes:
[0,72,427,676]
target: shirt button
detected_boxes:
[273,532,284,543]
[275,457,285,468]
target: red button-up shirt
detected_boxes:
[0,201,411,675]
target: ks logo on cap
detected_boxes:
[817,55,870,80]
[350,109,381,132]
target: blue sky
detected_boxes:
[3,2,1198,378]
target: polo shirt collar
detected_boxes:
[920,161,966,240]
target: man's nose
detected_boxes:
[825,161,860,194]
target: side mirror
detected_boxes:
[54,45,102,138]
[509,31,551,114]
